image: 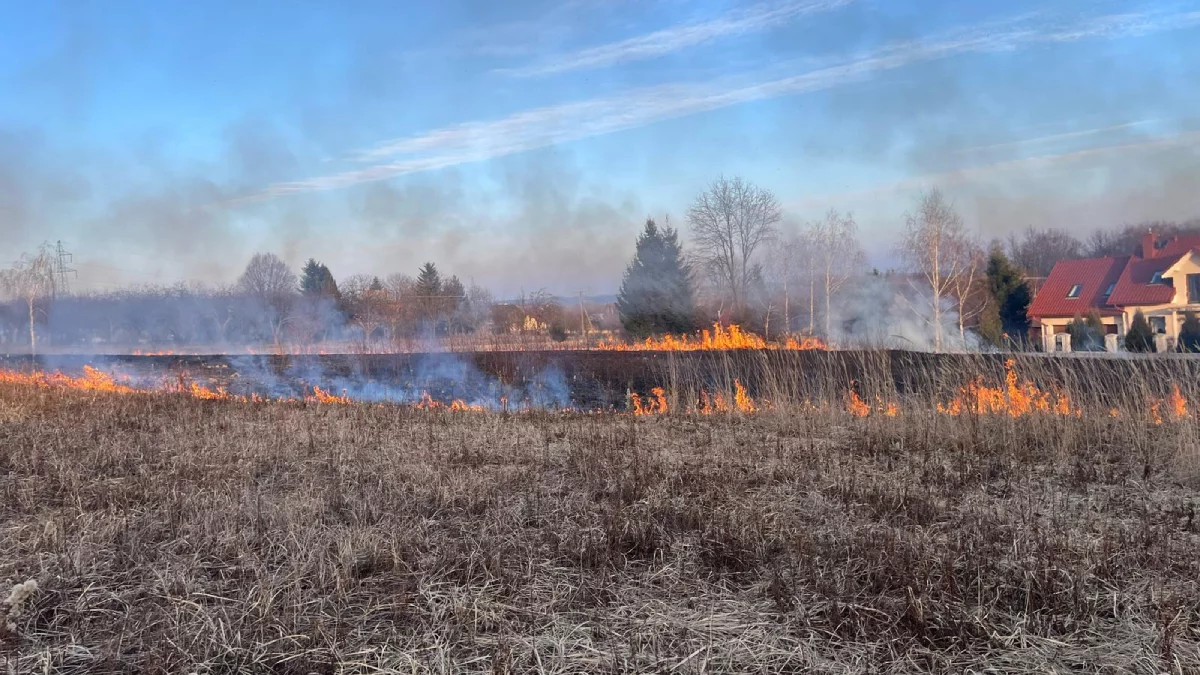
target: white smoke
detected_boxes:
[827,273,982,352]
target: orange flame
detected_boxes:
[600,323,825,352]
[937,359,1078,418]
[0,366,492,412]
[631,387,669,415]
[733,380,755,413]
[846,390,871,417]
[0,365,138,394]
[846,388,898,417]
[1146,384,1189,424]
[309,386,350,404]
[412,391,485,412]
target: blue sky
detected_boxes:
[3,0,1200,296]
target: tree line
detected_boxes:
[5,177,1199,353]
[616,177,1200,351]
[616,179,1035,351]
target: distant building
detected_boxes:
[1028,232,1200,352]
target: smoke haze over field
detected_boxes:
[3,0,1200,297]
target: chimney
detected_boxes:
[1142,231,1158,259]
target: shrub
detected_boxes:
[1179,311,1200,353]
[1125,310,1155,353]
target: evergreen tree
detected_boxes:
[415,262,444,329]
[617,218,697,339]
[443,275,465,311]
[1083,310,1106,351]
[1125,310,1155,353]
[415,262,442,297]
[1066,314,1089,351]
[976,298,1003,346]
[442,275,466,333]
[1179,310,1200,353]
[1065,311,1104,351]
[297,259,344,340]
[299,259,340,299]
[985,246,1031,340]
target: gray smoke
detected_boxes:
[827,273,981,352]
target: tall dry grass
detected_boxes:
[1,352,1198,673]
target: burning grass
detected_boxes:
[1,360,1198,674]
[600,322,826,351]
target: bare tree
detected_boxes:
[237,252,296,300]
[342,275,391,348]
[1086,219,1200,258]
[948,241,986,340]
[687,176,781,317]
[898,189,972,352]
[1006,227,1083,277]
[236,252,297,344]
[1,244,57,354]
[808,210,866,339]
[455,283,494,335]
[763,225,812,335]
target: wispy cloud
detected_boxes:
[791,128,1200,207]
[954,120,1159,155]
[238,7,1200,204]
[497,0,854,78]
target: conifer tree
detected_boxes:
[976,298,1003,347]
[617,218,696,339]
[1125,310,1155,353]
[985,246,1031,340]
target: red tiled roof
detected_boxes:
[1028,234,1200,320]
[1027,256,1128,319]
[1151,235,1200,258]
[1107,252,1185,306]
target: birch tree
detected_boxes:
[763,227,810,335]
[1,244,57,354]
[948,241,986,340]
[808,210,866,339]
[687,176,780,317]
[898,189,971,352]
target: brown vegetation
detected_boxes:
[1,357,1199,673]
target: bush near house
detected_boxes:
[1179,310,1200,353]
[1125,310,1155,353]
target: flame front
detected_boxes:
[631,387,669,416]
[936,359,1078,418]
[0,365,138,394]
[601,323,826,352]
[0,366,484,412]
[2,361,1191,423]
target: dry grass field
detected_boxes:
[2,359,1199,673]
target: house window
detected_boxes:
[1150,271,1163,284]
[1066,284,1082,298]
[1103,283,1115,298]
[1150,316,1167,334]
[1189,274,1200,304]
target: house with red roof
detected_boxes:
[1028,232,1200,351]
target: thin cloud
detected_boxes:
[497,0,855,78]
[238,7,1200,204]
[954,120,1159,155]
[791,128,1200,206]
